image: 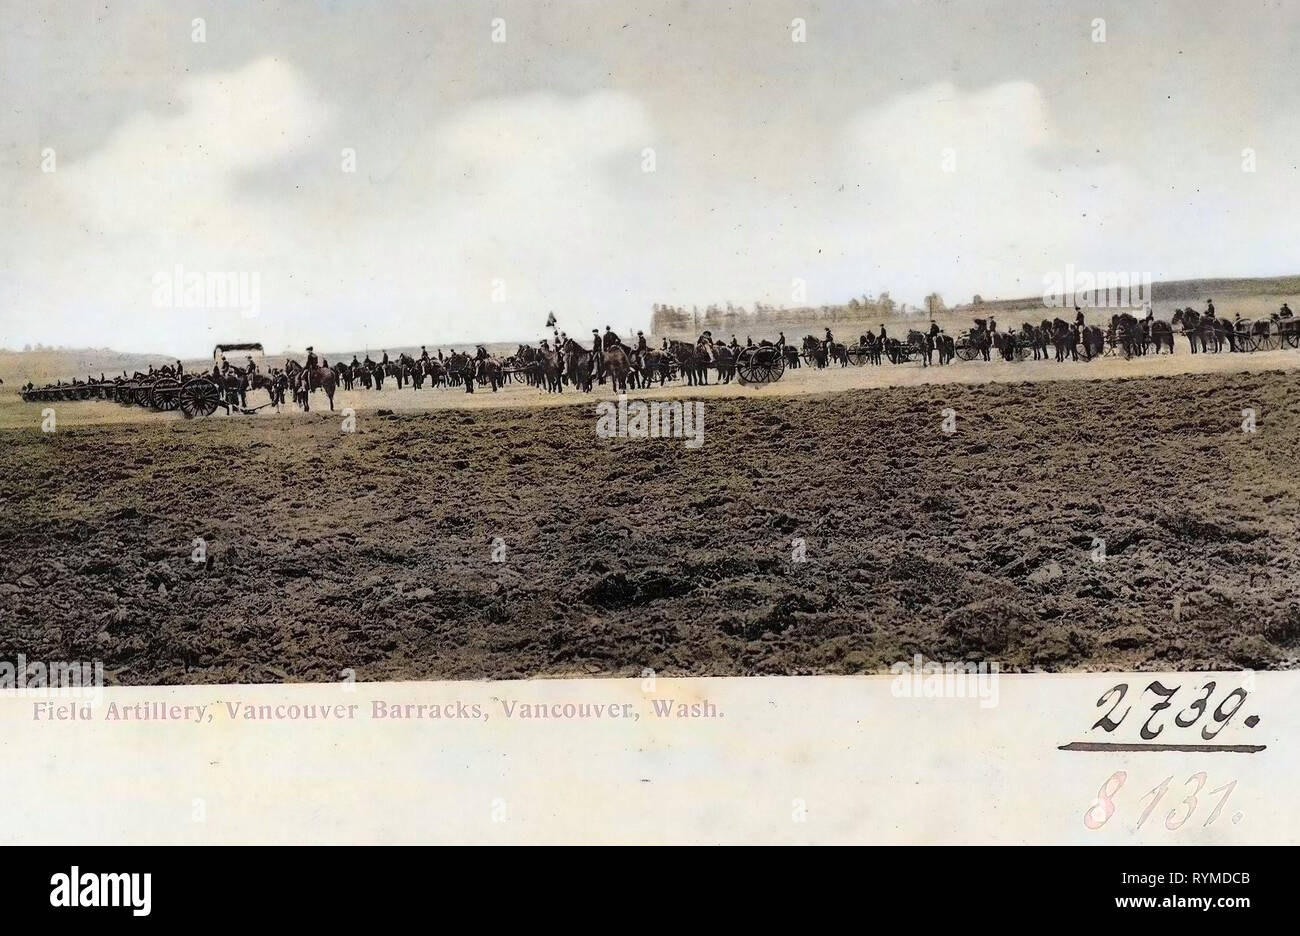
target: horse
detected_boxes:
[248,371,283,409]
[907,330,930,367]
[991,330,1017,361]
[561,339,595,391]
[476,353,504,392]
[444,351,475,392]
[399,354,427,389]
[1179,308,1231,353]
[1022,322,1048,361]
[967,323,993,361]
[854,333,883,365]
[801,335,828,368]
[1147,318,1175,354]
[1049,319,1078,362]
[537,347,564,392]
[1080,325,1104,360]
[602,345,632,392]
[285,360,337,411]
[935,333,954,365]
[383,359,406,388]
[667,339,710,386]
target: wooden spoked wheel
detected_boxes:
[179,379,221,418]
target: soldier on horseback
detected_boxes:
[302,346,319,391]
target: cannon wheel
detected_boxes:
[1256,330,1279,351]
[847,347,867,366]
[1235,332,1259,353]
[736,351,758,384]
[955,342,979,361]
[737,350,783,384]
[179,379,221,418]
[150,377,182,411]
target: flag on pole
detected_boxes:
[545,311,557,328]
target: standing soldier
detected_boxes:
[591,329,604,381]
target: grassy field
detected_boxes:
[3,368,1299,683]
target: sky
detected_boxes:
[1,0,1298,356]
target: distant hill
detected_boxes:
[648,274,1300,339]
[953,275,1300,314]
[0,348,179,385]
[0,342,527,386]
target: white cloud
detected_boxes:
[6,67,1300,356]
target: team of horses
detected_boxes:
[46,305,1297,414]
[219,310,1273,413]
